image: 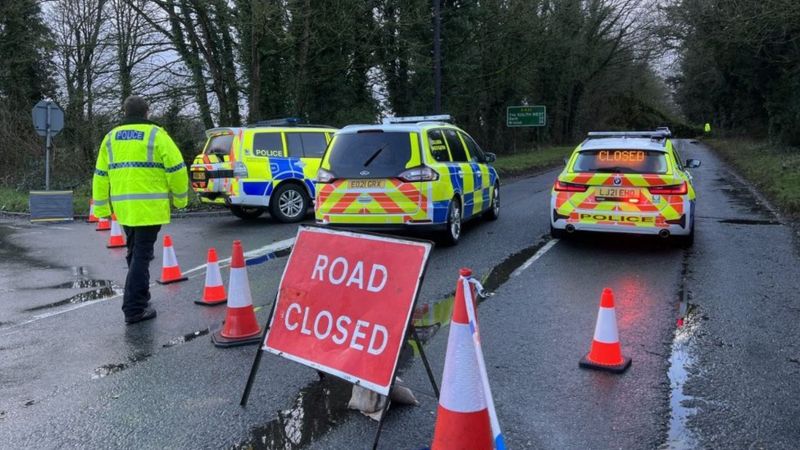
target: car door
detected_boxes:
[459,131,491,213]
[441,128,477,217]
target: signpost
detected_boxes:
[507,105,546,127]
[30,101,71,221]
[240,226,436,448]
[32,100,65,191]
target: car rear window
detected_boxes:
[327,131,414,178]
[572,149,668,174]
[204,134,233,157]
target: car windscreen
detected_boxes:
[572,149,668,174]
[327,131,414,178]
[204,134,233,157]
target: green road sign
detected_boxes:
[507,105,546,127]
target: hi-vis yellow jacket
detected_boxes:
[92,120,189,226]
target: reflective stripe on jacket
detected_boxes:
[92,120,189,226]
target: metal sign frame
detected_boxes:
[240,225,439,450]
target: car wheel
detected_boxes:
[270,183,309,223]
[440,197,462,246]
[485,183,500,221]
[230,205,265,220]
[550,224,566,239]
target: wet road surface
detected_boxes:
[1,140,799,449]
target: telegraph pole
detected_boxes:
[433,0,442,114]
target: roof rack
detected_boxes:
[244,118,336,129]
[382,114,453,125]
[586,131,669,140]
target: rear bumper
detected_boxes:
[551,219,691,236]
[315,216,445,233]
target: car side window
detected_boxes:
[427,129,451,162]
[286,133,304,158]
[672,149,685,170]
[444,129,468,162]
[459,131,485,163]
[300,132,328,158]
[252,133,284,158]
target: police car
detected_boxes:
[315,115,500,245]
[190,119,336,222]
[550,130,700,245]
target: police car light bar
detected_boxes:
[587,131,669,139]
[249,117,305,127]
[382,115,453,124]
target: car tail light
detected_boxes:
[649,182,687,195]
[398,166,439,182]
[317,168,336,183]
[232,161,248,178]
[554,180,588,192]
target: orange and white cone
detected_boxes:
[431,268,494,450]
[106,214,126,248]
[579,288,631,373]
[87,200,98,223]
[211,240,261,347]
[157,234,188,284]
[195,247,226,306]
[95,216,110,231]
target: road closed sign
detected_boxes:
[263,226,432,395]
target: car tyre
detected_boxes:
[230,205,265,220]
[270,183,309,223]
[440,197,462,246]
[550,224,567,239]
[485,183,500,221]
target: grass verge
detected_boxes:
[493,146,573,177]
[0,184,210,216]
[705,138,800,217]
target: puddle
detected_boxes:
[163,329,210,348]
[24,284,122,312]
[233,376,353,449]
[665,249,700,449]
[91,351,152,379]
[236,237,554,448]
[23,266,122,312]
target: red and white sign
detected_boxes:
[263,226,432,395]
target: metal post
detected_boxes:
[45,103,51,191]
[433,0,442,114]
[412,326,440,398]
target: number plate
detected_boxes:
[595,187,638,199]
[349,180,385,189]
[192,171,206,181]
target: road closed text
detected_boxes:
[283,303,388,355]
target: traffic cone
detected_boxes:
[579,288,631,373]
[106,214,126,248]
[87,200,98,223]
[431,268,493,450]
[195,247,226,306]
[212,240,262,347]
[157,234,188,284]
[95,216,110,231]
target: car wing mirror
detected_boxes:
[686,159,701,168]
[563,157,570,165]
[484,152,496,163]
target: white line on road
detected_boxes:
[0,237,296,337]
[182,237,296,276]
[510,239,559,277]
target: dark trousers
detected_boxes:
[122,225,161,318]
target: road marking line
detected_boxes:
[510,239,559,277]
[183,237,295,276]
[0,237,296,336]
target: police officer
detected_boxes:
[92,96,189,324]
